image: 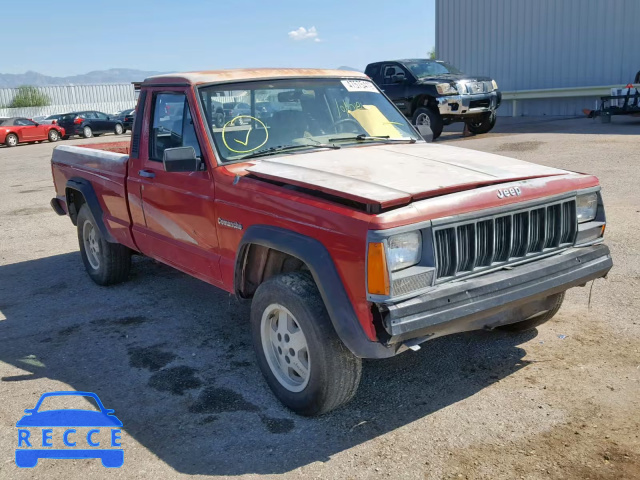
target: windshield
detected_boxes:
[198,78,420,163]
[404,60,462,78]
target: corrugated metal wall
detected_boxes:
[0,84,136,118]
[436,0,640,116]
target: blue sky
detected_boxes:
[6,0,435,76]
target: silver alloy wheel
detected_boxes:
[49,129,59,141]
[261,303,311,392]
[82,220,101,270]
[84,126,92,138]
[7,134,18,146]
[115,124,123,135]
[415,112,431,126]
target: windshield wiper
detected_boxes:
[240,143,340,160]
[328,134,416,143]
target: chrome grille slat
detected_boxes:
[433,198,577,280]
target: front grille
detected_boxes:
[434,199,576,280]
[460,81,494,95]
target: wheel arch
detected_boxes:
[235,225,394,358]
[410,92,438,115]
[65,177,116,242]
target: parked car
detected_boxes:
[32,114,63,125]
[50,68,611,416]
[57,111,124,139]
[0,117,65,147]
[365,59,502,140]
[113,108,135,132]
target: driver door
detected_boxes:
[380,64,411,116]
[127,89,223,286]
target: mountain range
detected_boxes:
[0,66,363,88]
[0,69,164,88]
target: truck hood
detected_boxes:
[245,143,570,211]
[416,74,493,84]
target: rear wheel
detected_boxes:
[77,204,131,285]
[48,129,60,142]
[114,123,123,135]
[465,111,497,135]
[82,126,93,138]
[497,292,565,332]
[412,107,443,140]
[251,272,362,416]
[5,133,18,147]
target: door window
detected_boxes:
[15,118,36,126]
[95,112,109,120]
[381,65,405,84]
[149,92,202,162]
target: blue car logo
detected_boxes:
[15,391,123,468]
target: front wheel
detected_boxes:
[77,204,131,285]
[5,133,18,147]
[48,129,60,142]
[497,292,565,332]
[251,272,362,416]
[114,123,123,135]
[82,126,93,138]
[465,111,497,135]
[412,107,443,140]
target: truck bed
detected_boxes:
[51,144,135,249]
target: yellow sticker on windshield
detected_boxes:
[347,105,402,138]
[222,116,268,154]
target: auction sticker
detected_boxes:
[341,79,378,93]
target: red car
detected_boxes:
[0,117,65,147]
[50,68,612,415]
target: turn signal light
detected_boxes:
[367,242,390,296]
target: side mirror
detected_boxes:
[391,73,406,84]
[33,122,40,126]
[415,124,433,143]
[163,146,200,172]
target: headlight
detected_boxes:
[387,232,422,272]
[576,192,598,223]
[491,80,498,91]
[436,83,458,95]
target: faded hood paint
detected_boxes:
[246,143,570,209]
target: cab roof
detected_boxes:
[142,68,369,86]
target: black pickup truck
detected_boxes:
[365,59,501,140]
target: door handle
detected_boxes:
[138,170,155,178]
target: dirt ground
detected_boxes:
[0,116,639,480]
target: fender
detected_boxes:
[236,225,395,359]
[66,177,117,243]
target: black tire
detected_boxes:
[82,126,93,138]
[465,111,497,135]
[114,123,123,135]
[5,133,18,147]
[62,135,70,140]
[77,204,131,286]
[214,114,224,128]
[251,272,362,416]
[412,107,443,140]
[48,129,60,142]
[497,292,565,332]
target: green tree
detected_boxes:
[8,85,51,108]
[428,47,437,60]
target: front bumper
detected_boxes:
[379,244,612,345]
[437,90,501,116]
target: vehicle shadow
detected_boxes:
[438,114,640,143]
[0,253,536,475]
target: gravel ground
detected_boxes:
[0,117,639,480]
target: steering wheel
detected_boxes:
[334,118,363,134]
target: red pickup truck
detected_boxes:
[50,68,612,415]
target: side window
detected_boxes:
[16,118,35,126]
[368,64,382,85]
[149,92,202,163]
[83,112,97,119]
[95,112,108,120]
[382,65,404,84]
